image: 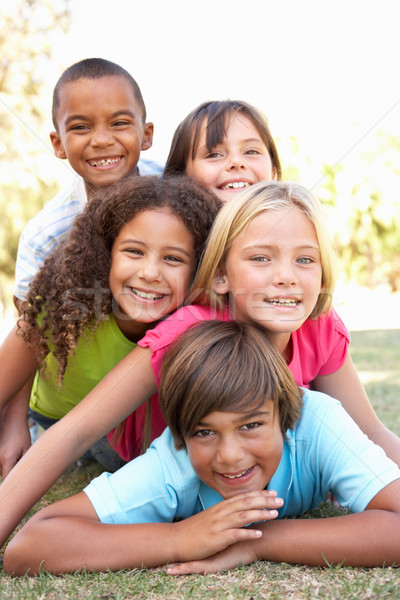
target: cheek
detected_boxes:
[186,443,211,478]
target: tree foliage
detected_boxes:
[318,130,400,292]
[0,1,71,311]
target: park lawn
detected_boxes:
[0,327,399,600]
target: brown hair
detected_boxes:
[159,320,303,450]
[19,175,221,383]
[164,100,281,180]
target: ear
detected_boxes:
[212,273,230,295]
[271,166,277,180]
[141,122,154,151]
[50,131,67,159]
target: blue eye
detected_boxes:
[250,256,270,262]
[297,257,313,264]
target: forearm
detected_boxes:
[0,381,33,478]
[251,511,400,567]
[367,425,400,467]
[5,516,180,575]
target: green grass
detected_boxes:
[0,328,399,599]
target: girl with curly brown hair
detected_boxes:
[0,175,221,473]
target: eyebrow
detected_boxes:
[198,137,265,153]
[119,238,193,259]
[64,110,137,126]
[197,409,272,428]
[244,243,320,252]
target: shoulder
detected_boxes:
[84,429,200,524]
[290,309,350,385]
[289,390,400,512]
[138,305,224,353]
[297,308,350,343]
[19,176,87,244]
[137,157,165,176]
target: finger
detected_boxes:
[167,560,216,576]
[217,495,283,523]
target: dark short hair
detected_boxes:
[159,320,303,450]
[164,100,282,180]
[52,57,146,129]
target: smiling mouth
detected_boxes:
[220,181,251,190]
[222,466,254,480]
[131,288,165,301]
[88,157,122,167]
[264,298,300,307]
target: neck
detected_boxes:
[269,331,293,362]
[114,315,156,343]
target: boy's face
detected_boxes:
[184,399,283,500]
[50,76,153,190]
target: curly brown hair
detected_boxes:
[19,175,221,383]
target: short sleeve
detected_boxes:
[84,429,201,524]
[316,308,350,376]
[138,305,227,385]
[300,394,400,513]
[290,308,350,386]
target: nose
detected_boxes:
[90,125,114,148]
[138,257,162,282]
[226,150,246,171]
[216,435,246,468]
[272,259,297,287]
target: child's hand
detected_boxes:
[165,539,258,576]
[171,489,282,563]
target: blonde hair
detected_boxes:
[190,180,337,319]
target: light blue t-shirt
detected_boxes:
[84,390,400,524]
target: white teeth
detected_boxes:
[221,181,250,190]
[223,468,251,479]
[267,298,299,306]
[131,289,164,300]
[89,157,120,167]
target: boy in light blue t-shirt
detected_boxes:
[5,320,400,575]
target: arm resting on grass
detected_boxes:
[4,490,282,575]
[166,479,400,574]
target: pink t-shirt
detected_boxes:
[108,304,349,460]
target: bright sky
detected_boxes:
[50,0,400,187]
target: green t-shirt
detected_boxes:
[30,314,136,420]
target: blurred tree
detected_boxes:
[319,130,400,292]
[0,1,71,312]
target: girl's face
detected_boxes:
[109,207,195,341]
[214,207,322,353]
[185,399,283,500]
[185,114,276,204]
